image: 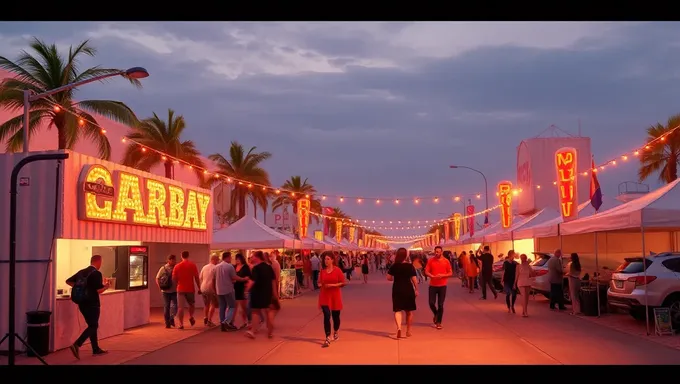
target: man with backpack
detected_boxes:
[156,254,178,328]
[66,254,110,359]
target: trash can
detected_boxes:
[26,311,51,357]
[580,287,598,317]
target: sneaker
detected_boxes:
[93,349,108,356]
[245,330,255,339]
[165,324,171,329]
[170,318,176,327]
[69,344,80,360]
[436,324,443,330]
[224,322,237,331]
[203,317,208,326]
[189,317,196,327]
[322,338,331,348]
[333,332,339,341]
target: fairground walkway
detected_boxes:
[5,274,680,365]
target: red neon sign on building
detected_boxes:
[498,181,513,229]
[555,147,579,222]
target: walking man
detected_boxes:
[156,254,178,328]
[199,254,220,326]
[67,254,110,359]
[479,246,498,300]
[310,252,321,290]
[215,252,245,331]
[172,251,201,329]
[424,246,453,330]
[548,249,567,310]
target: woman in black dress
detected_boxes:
[233,253,251,329]
[361,255,369,284]
[245,251,276,339]
[387,247,418,338]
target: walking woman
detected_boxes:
[233,253,251,329]
[567,253,582,315]
[245,251,276,339]
[318,251,346,348]
[458,251,468,288]
[515,253,536,317]
[303,254,313,289]
[387,248,418,338]
[361,255,370,283]
[294,255,305,291]
[412,255,423,284]
[502,251,519,313]
[465,251,479,294]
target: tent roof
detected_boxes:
[212,215,300,249]
[560,179,680,235]
[463,222,501,244]
[485,208,559,243]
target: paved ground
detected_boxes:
[123,276,680,365]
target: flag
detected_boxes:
[590,158,603,212]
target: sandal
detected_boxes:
[322,337,331,348]
[396,330,402,339]
[406,330,412,337]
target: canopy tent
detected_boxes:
[560,179,680,235]
[341,239,361,251]
[513,197,621,240]
[484,208,559,243]
[324,236,344,249]
[212,215,302,249]
[301,236,334,251]
[463,222,501,244]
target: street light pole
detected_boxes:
[22,67,149,153]
[449,165,489,227]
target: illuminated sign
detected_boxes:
[349,226,355,243]
[335,220,342,244]
[555,147,578,221]
[453,213,462,240]
[466,205,475,237]
[78,164,211,231]
[444,219,450,241]
[498,181,513,229]
[314,230,324,242]
[296,198,310,238]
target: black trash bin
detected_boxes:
[26,311,51,357]
[580,287,598,316]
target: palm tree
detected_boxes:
[271,176,323,224]
[122,109,205,182]
[0,38,141,159]
[638,114,680,184]
[326,207,351,237]
[209,141,272,219]
[249,189,270,219]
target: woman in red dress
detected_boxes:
[318,251,347,348]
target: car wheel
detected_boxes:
[662,293,680,328]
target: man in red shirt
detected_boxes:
[172,251,202,329]
[424,246,453,329]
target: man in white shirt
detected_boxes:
[310,253,321,290]
[199,255,219,326]
[269,250,282,316]
[214,252,245,331]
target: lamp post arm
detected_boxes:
[28,72,125,102]
[452,165,489,211]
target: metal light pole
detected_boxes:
[22,67,150,153]
[449,165,489,221]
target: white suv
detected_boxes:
[607,253,680,328]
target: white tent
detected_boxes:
[212,215,302,249]
[485,208,559,243]
[513,197,621,239]
[324,236,343,249]
[560,179,680,235]
[464,222,501,244]
[300,236,334,250]
[341,239,360,251]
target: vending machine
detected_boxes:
[114,246,149,291]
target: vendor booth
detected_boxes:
[0,150,212,353]
[484,208,558,256]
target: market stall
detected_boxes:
[0,150,213,353]
[484,208,558,256]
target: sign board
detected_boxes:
[654,307,674,336]
[279,269,297,299]
[296,198,310,238]
[453,213,462,240]
[498,181,513,229]
[555,147,578,222]
[19,177,30,187]
[78,164,211,231]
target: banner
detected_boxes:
[453,213,462,240]
[349,226,355,243]
[296,198,310,238]
[335,220,342,243]
[444,220,450,242]
[466,205,475,237]
[555,147,579,222]
[314,230,324,242]
[498,181,513,228]
[322,206,333,235]
[435,228,440,245]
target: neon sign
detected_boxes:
[296,198,310,238]
[555,147,578,221]
[335,220,343,243]
[453,213,462,240]
[498,181,513,229]
[78,164,211,231]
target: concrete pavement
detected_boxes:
[124,275,680,365]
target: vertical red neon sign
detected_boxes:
[498,181,513,229]
[555,147,578,222]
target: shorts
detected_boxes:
[202,292,218,307]
[177,292,195,308]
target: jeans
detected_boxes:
[218,292,236,324]
[296,269,304,288]
[321,305,340,337]
[480,275,497,299]
[75,305,100,351]
[162,292,178,325]
[428,286,447,324]
[550,283,566,309]
[504,282,517,309]
[245,291,252,322]
[312,270,320,290]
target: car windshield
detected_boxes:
[530,256,550,267]
[614,258,653,273]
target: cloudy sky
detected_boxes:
[1,22,679,237]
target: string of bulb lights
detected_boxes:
[45,99,675,212]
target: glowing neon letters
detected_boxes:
[297,198,310,238]
[335,220,343,243]
[453,213,462,241]
[555,147,578,221]
[79,164,210,230]
[498,181,513,229]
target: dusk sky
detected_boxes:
[1,22,679,238]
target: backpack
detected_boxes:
[71,269,95,305]
[158,266,173,290]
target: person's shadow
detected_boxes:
[343,328,396,339]
[280,335,324,345]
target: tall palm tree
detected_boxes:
[326,207,350,237]
[638,114,680,184]
[209,141,272,219]
[0,38,141,158]
[122,109,205,183]
[249,189,269,219]
[271,176,323,224]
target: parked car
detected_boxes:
[607,253,680,327]
[529,252,572,304]
[492,257,506,290]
